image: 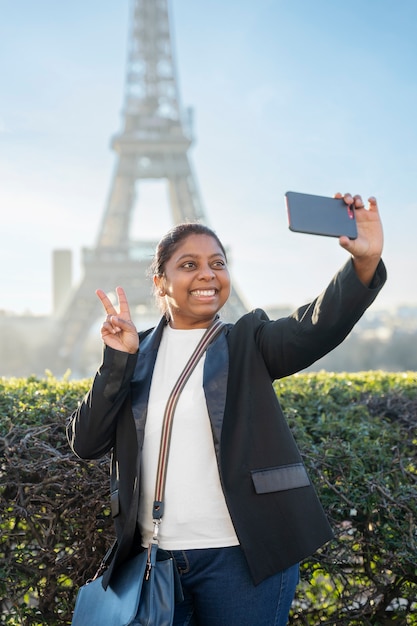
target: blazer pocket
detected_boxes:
[251,463,310,494]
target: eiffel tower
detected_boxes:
[52,0,247,375]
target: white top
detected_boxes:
[138,325,239,549]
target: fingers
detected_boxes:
[94,286,139,353]
[96,286,132,334]
[367,196,378,212]
[96,286,132,319]
[333,192,362,206]
[96,289,117,315]
[335,192,378,211]
[101,316,122,335]
[115,286,132,318]
[342,193,364,208]
[103,315,135,335]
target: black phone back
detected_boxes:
[285,191,358,239]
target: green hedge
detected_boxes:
[1,372,416,625]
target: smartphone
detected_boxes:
[285,191,358,239]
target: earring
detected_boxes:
[159,290,165,296]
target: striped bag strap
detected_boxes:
[150,317,225,538]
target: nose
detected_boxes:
[198,264,215,280]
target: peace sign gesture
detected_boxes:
[96,286,139,354]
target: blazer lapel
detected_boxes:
[131,317,166,438]
[203,329,229,457]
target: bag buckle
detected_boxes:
[145,538,158,581]
[152,518,161,543]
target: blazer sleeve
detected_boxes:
[66,345,138,460]
[252,258,387,379]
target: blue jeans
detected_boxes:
[169,546,299,626]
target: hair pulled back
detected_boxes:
[150,222,227,278]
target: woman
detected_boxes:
[67,193,385,625]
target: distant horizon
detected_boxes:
[1,0,417,316]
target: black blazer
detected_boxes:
[67,259,386,587]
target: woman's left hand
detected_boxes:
[336,192,384,286]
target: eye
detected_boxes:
[181,261,196,269]
[212,259,226,268]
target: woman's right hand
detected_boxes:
[96,286,139,354]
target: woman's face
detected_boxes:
[154,234,231,329]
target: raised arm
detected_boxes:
[67,286,139,459]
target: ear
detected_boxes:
[153,275,165,297]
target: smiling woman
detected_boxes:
[68,206,386,626]
[151,226,231,329]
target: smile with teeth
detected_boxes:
[191,289,216,297]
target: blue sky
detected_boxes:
[1,0,416,316]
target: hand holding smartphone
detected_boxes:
[285,191,358,239]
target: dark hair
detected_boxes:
[150,222,227,277]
